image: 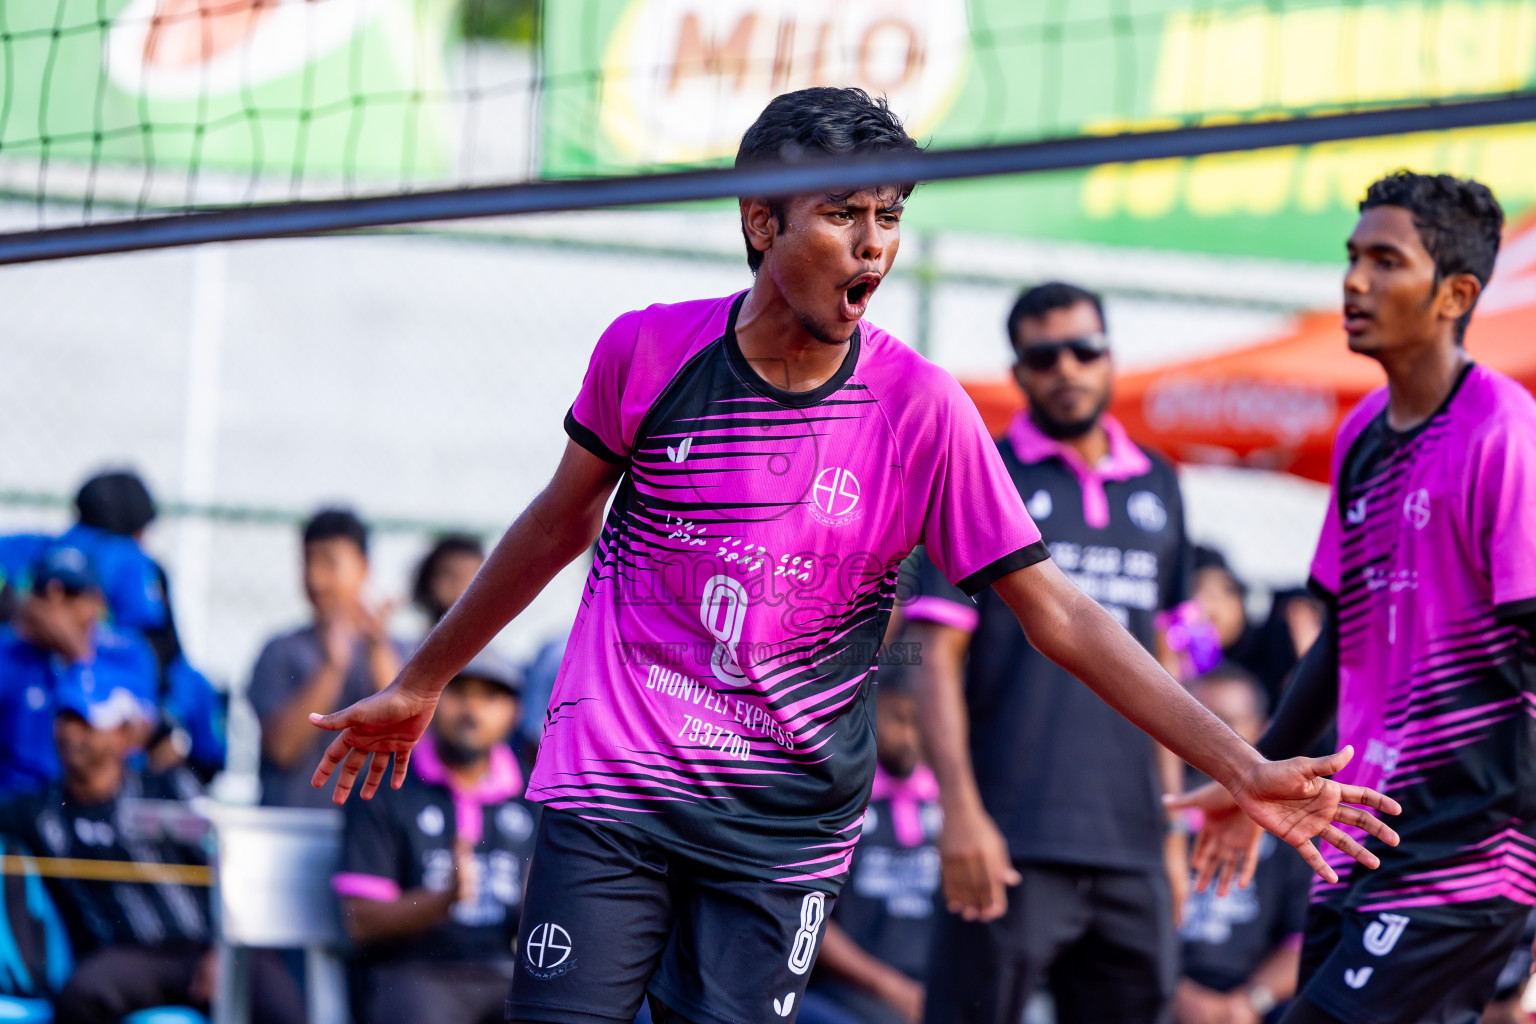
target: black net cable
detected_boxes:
[0,91,1532,265]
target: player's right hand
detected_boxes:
[938,800,1020,922]
[308,679,439,805]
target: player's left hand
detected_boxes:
[1201,746,1401,895]
[308,679,439,804]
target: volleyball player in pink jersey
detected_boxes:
[309,88,1398,1024]
[1173,172,1536,1024]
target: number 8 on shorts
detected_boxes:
[787,892,826,976]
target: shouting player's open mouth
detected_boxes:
[839,272,883,321]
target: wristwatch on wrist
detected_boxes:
[1246,983,1278,1016]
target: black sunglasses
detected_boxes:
[1017,335,1110,372]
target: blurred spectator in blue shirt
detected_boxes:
[65,471,171,645]
[70,471,227,777]
[0,546,157,798]
[0,474,168,641]
[249,508,404,808]
[0,471,226,777]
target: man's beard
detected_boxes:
[1029,392,1110,441]
[434,732,486,767]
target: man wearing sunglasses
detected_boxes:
[910,282,1194,1024]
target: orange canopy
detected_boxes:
[961,216,1536,483]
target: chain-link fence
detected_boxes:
[0,200,1335,789]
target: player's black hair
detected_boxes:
[412,533,485,620]
[302,507,369,557]
[1359,171,1504,343]
[1006,282,1107,350]
[735,87,921,273]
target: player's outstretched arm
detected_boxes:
[991,560,1399,887]
[310,441,625,804]
[1169,609,1341,895]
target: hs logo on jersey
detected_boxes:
[809,467,862,526]
[1403,489,1431,530]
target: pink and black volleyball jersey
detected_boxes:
[527,291,1044,891]
[1309,363,1536,925]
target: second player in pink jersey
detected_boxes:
[1176,171,1536,1024]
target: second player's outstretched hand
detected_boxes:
[1221,746,1400,893]
[309,680,439,805]
[1165,779,1261,898]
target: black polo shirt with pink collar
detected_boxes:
[907,412,1190,870]
[332,740,540,967]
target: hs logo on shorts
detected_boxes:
[524,922,576,979]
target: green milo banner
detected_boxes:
[0,0,456,188]
[539,0,1536,261]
